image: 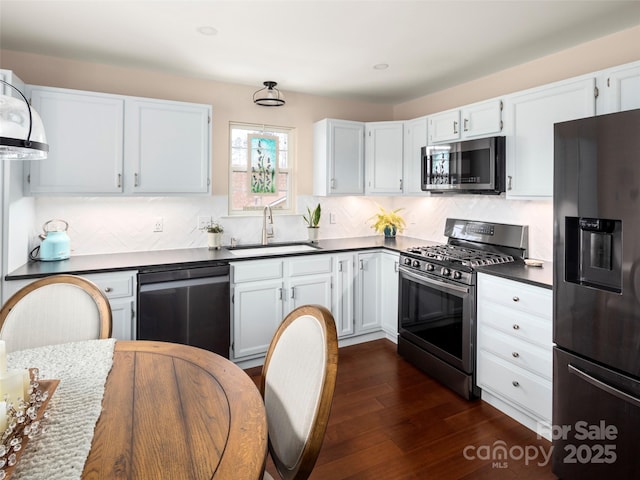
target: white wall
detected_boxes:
[31,194,552,261]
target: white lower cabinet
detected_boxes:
[355,252,382,333]
[380,252,399,340]
[2,271,137,340]
[477,273,552,439]
[231,250,392,363]
[84,271,138,341]
[231,256,332,361]
[333,253,356,338]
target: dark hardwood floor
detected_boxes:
[248,339,557,480]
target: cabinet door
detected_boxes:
[365,121,404,194]
[125,98,211,194]
[333,254,355,338]
[356,252,381,333]
[232,279,283,359]
[110,299,135,340]
[428,110,460,143]
[403,116,428,195]
[505,77,596,198]
[27,88,124,194]
[314,119,365,196]
[598,62,640,114]
[380,252,399,338]
[461,99,503,138]
[287,273,332,313]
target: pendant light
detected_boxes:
[0,80,49,160]
[253,81,285,107]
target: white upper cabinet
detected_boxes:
[596,61,640,115]
[461,99,503,138]
[428,99,503,144]
[504,77,596,199]
[27,88,125,194]
[402,116,428,195]
[124,98,211,194]
[365,121,404,194]
[428,109,461,143]
[24,86,211,196]
[313,119,365,196]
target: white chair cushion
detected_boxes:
[264,314,327,471]
[1,284,101,352]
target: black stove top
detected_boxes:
[399,219,528,285]
[405,244,515,267]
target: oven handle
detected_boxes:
[399,265,470,294]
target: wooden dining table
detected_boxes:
[81,341,268,479]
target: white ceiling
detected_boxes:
[1,0,639,104]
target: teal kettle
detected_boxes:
[37,219,71,261]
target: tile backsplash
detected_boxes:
[31,194,553,261]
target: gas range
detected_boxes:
[397,218,529,399]
[399,219,529,286]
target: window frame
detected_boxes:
[228,121,296,216]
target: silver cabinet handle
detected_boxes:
[104,287,113,293]
[512,381,520,387]
[394,261,399,273]
[278,288,283,300]
[513,324,520,330]
[359,259,364,270]
[508,175,513,191]
[512,352,520,358]
[134,173,139,187]
[330,178,335,190]
[453,121,458,134]
[117,173,122,188]
[338,260,343,273]
[290,287,295,299]
[512,296,520,302]
[463,118,469,132]
[399,179,403,191]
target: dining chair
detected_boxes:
[0,274,112,352]
[259,304,338,480]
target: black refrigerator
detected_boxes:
[553,108,640,479]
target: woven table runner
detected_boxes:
[7,338,116,480]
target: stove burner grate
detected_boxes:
[406,245,514,267]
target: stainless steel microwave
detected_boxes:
[421,136,505,194]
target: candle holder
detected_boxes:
[0,369,59,480]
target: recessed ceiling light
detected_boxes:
[373,63,389,70]
[197,26,218,36]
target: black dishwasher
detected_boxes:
[137,263,230,358]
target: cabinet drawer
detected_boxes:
[232,260,283,283]
[86,272,135,299]
[479,301,552,347]
[478,351,552,421]
[287,255,332,276]
[478,274,551,318]
[479,326,552,379]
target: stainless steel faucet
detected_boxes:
[262,206,274,245]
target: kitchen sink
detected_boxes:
[225,242,321,257]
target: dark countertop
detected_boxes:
[6,235,552,288]
[5,235,435,280]
[476,260,553,289]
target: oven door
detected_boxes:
[398,265,475,373]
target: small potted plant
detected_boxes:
[369,205,405,238]
[303,203,321,243]
[207,222,224,249]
